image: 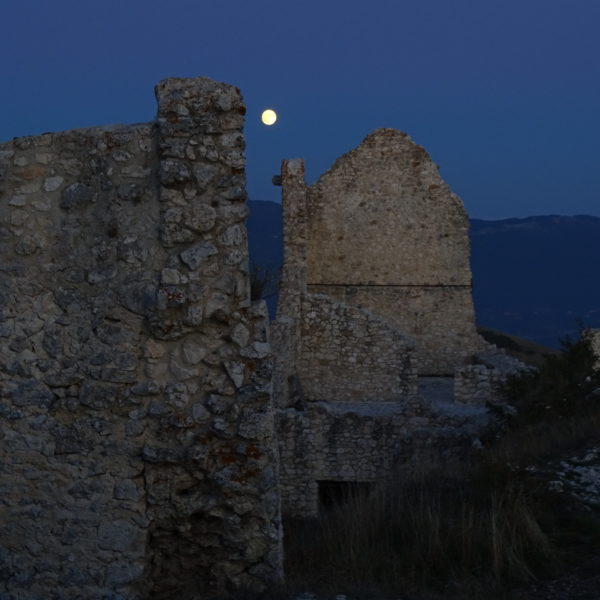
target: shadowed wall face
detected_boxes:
[305,129,483,374]
[0,77,281,599]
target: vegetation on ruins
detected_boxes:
[282,334,600,599]
[249,264,280,302]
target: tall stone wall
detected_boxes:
[0,78,282,599]
[272,157,417,408]
[304,129,484,375]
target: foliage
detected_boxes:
[500,333,600,426]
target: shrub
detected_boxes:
[500,334,600,426]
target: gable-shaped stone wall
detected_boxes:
[0,77,281,599]
[304,129,484,375]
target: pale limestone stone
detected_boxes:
[224,360,245,388]
[43,176,63,192]
[8,195,26,206]
[31,198,51,211]
[182,338,206,365]
[230,323,250,347]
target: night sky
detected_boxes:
[2,0,599,219]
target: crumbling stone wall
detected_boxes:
[271,130,510,518]
[0,77,281,599]
[303,129,484,375]
[272,157,418,409]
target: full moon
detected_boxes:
[261,109,277,126]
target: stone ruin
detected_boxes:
[0,78,281,599]
[272,130,524,517]
[0,76,526,598]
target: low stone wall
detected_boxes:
[454,350,527,405]
[297,294,417,402]
[278,400,488,517]
[0,77,282,599]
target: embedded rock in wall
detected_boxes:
[0,77,282,599]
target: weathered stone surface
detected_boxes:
[278,398,488,517]
[59,182,96,210]
[0,77,282,600]
[275,130,485,376]
[272,130,517,518]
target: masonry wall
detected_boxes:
[297,294,417,402]
[272,157,418,408]
[453,350,529,405]
[304,129,484,375]
[315,285,480,376]
[0,78,281,599]
[278,402,488,517]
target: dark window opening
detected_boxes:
[317,480,373,510]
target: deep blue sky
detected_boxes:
[1,0,599,219]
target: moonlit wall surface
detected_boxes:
[1,0,599,220]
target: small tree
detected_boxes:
[501,333,600,425]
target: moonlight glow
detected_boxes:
[261,109,277,126]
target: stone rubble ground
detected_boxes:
[528,446,600,509]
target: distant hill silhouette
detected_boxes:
[247,201,600,348]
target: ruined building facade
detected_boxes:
[272,130,521,517]
[1,77,527,598]
[0,78,281,599]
